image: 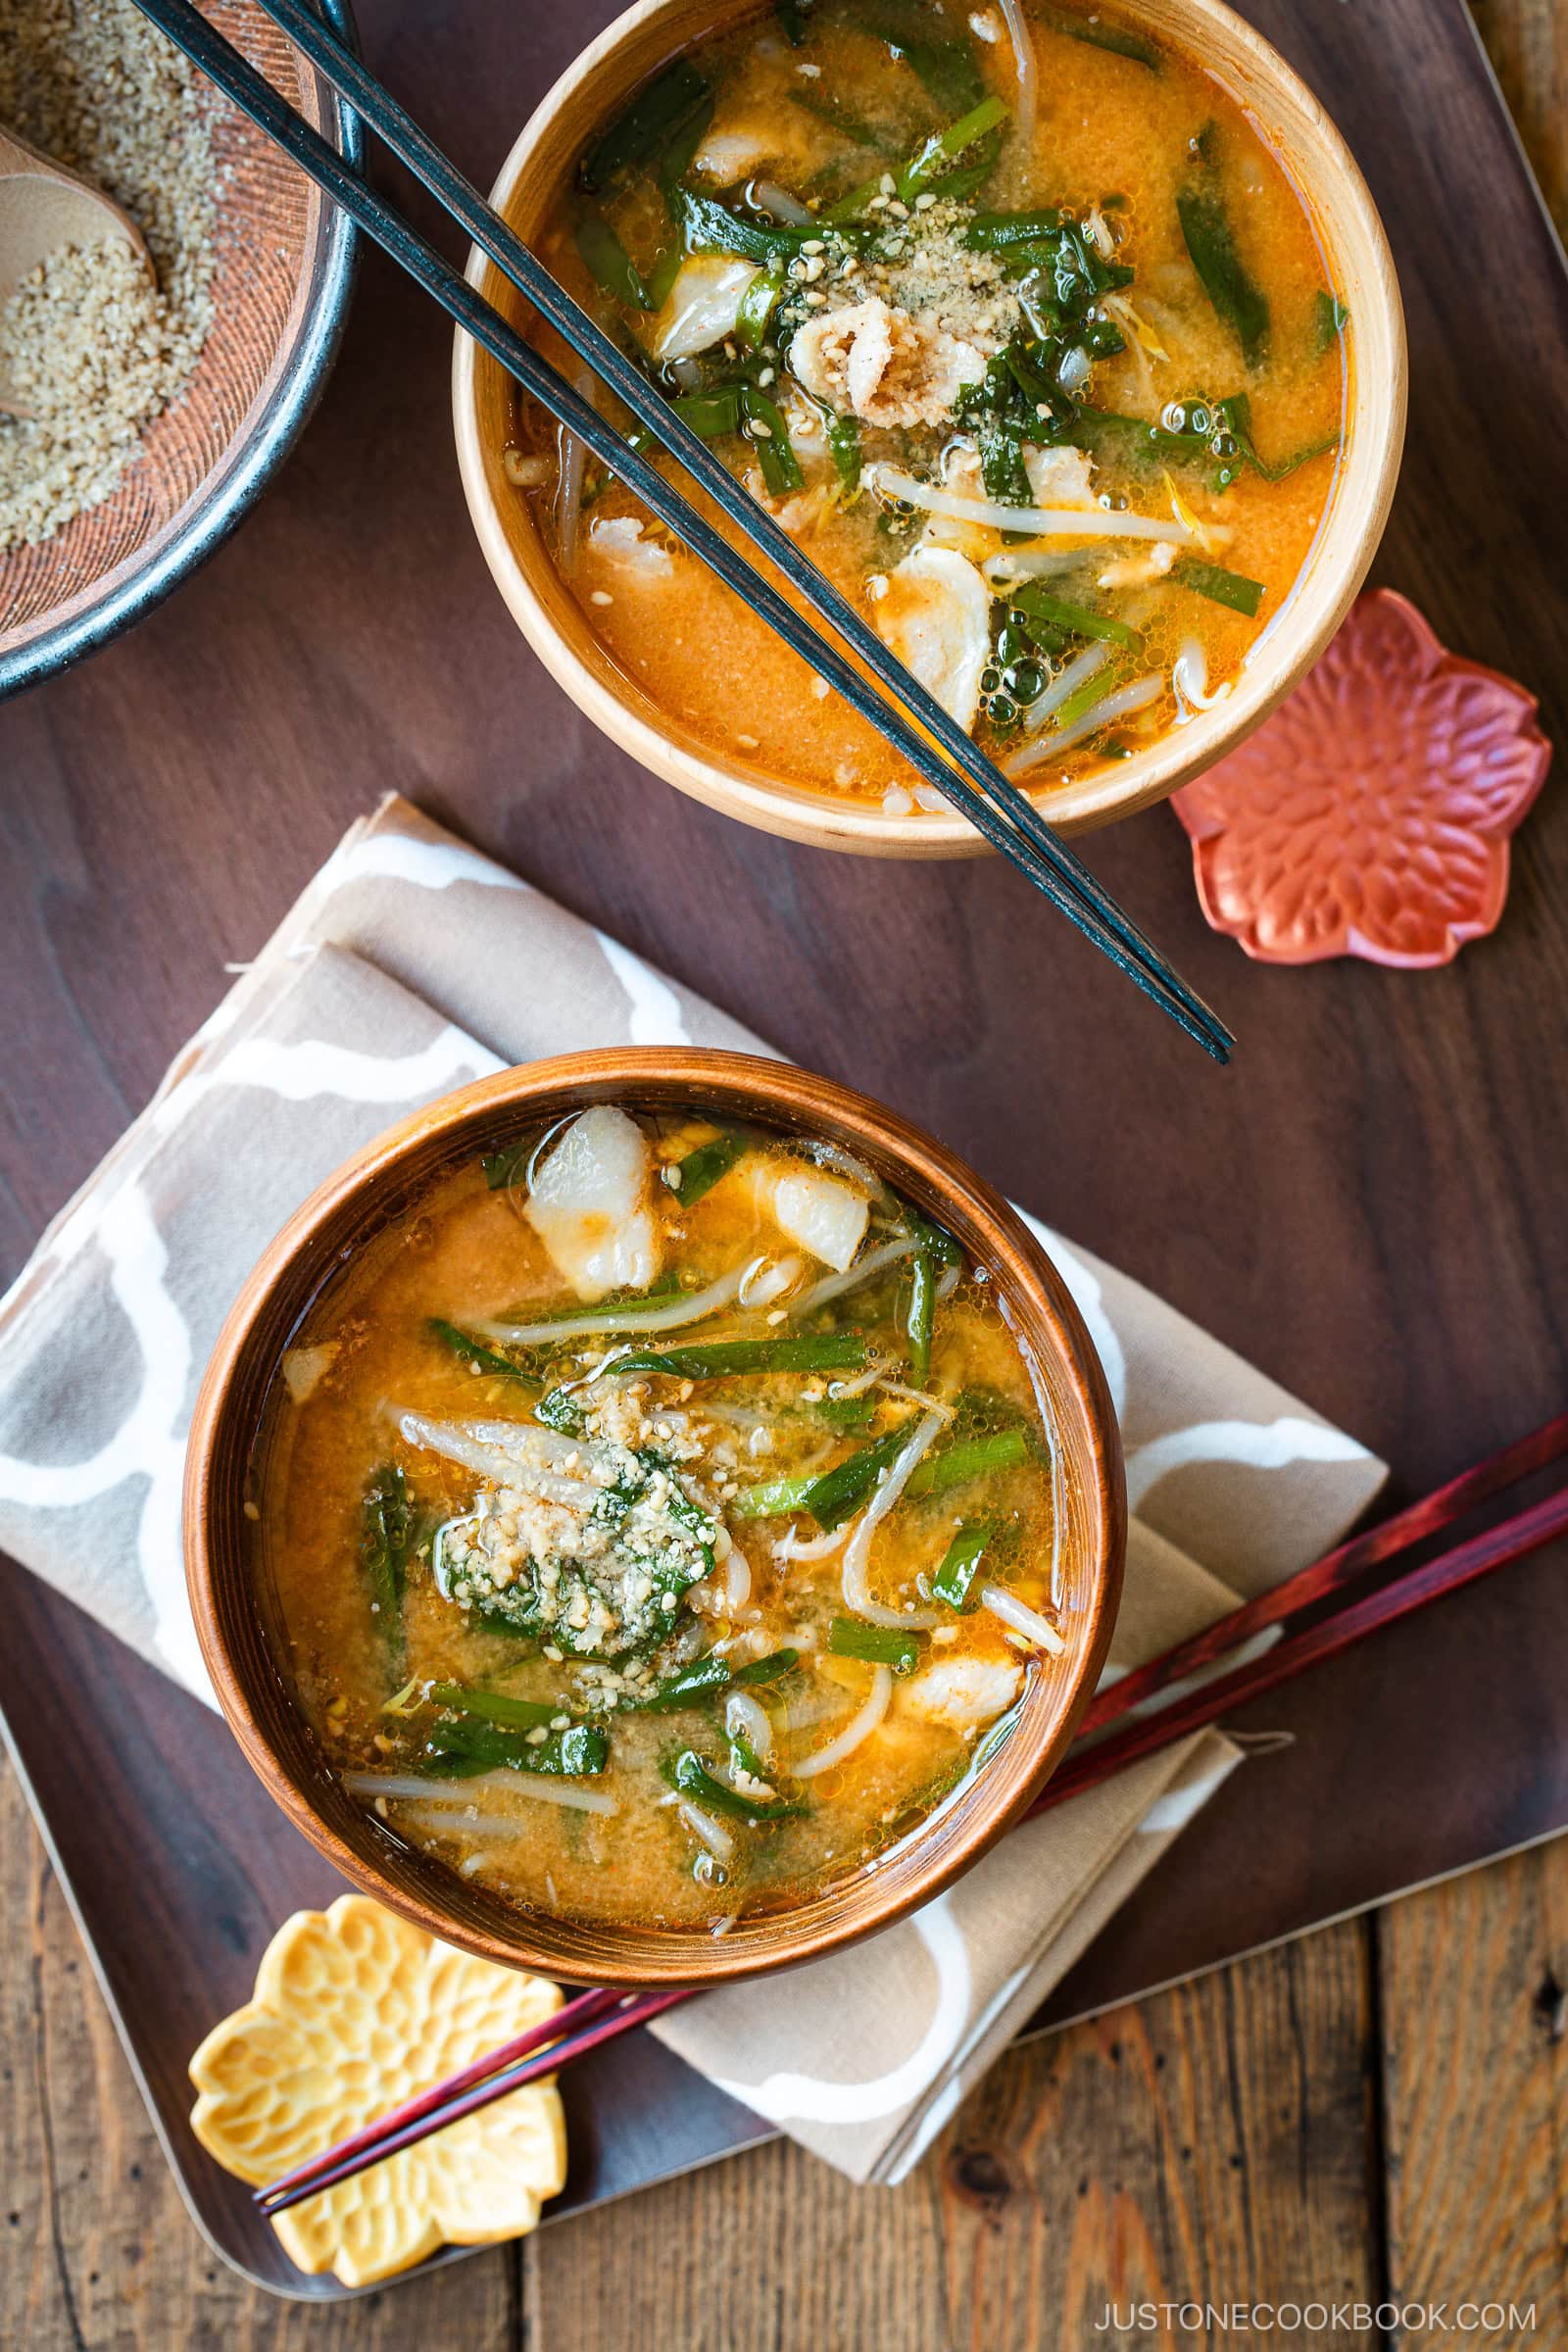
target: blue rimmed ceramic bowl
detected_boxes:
[0,0,360,700]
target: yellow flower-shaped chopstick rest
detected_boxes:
[189,1894,568,2287]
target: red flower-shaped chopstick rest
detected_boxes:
[1171,589,1551,966]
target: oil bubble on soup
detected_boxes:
[256,1104,1074,1930]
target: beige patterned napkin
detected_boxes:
[0,795,1386,2183]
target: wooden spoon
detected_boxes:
[0,122,154,417]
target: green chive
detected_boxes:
[662,1748,804,1821]
[574,211,653,310]
[828,1616,922,1674]
[742,386,805,494]
[428,1684,564,1730]
[907,1427,1031,1499]
[1009,585,1142,648]
[1172,556,1265,617]
[428,1319,526,1379]
[609,1332,863,1379]
[1177,179,1270,368]
[579,61,710,192]
[736,262,787,350]
[670,1130,746,1202]
[932,1521,991,1609]
[897,94,1008,204]
[1314,289,1349,355]
[362,1466,410,1665]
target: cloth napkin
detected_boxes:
[0,794,1387,2184]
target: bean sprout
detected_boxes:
[674,1796,735,1862]
[788,1236,917,1319]
[841,1410,946,1628]
[739,1252,804,1309]
[997,0,1038,151]
[474,1265,746,1346]
[867,463,1196,542]
[346,1769,620,1815]
[1022,641,1109,732]
[725,1689,775,1768]
[790,1666,893,1777]
[978,1582,1066,1655]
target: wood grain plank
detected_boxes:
[1470,0,1568,230]
[523,1925,1378,2352]
[0,1757,521,2351]
[1379,1838,1568,2344]
[0,0,1563,2344]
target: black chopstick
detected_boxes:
[243,0,1230,1066]
[130,0,1231,1060]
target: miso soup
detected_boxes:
[254,1104,1072,1934]
[505,0,1348,809]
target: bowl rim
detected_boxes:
[452,0,1407,852]
[183,1048,1127,1985]
[0,0,363,704]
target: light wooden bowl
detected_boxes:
[185,1050,1125,1986]
[453,0,1405,854]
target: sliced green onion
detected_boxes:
[731,1472,816,1520]
[638,1653,734,1711]
[932,1522,992,1609]
[963,207,1066,251]
[1216,391,1337,484]
[574,211,653,310]
[883,33,986,114]
[829,1616,921,1674]
[1172,556,1265,617]
[580,61,710,192]
[802,1423,910,1527]
[1052,653,1130,732]
[480,1142,529,1190]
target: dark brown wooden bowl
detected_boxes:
[184,1050,1125,1985]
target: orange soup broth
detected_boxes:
[506,0,1347,804]
[254,1122,1063,1931]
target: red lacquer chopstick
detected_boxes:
[1027,1480,1568,1819]
[256,1985,691,2215]
[253,1981,626,2208]
[252,1416,1568,2214]
[1075,1409,1568,1739]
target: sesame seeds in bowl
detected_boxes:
[0,0,359,698]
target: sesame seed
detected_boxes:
[590,589,613,605]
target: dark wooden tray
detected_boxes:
[2,0,1565,2304]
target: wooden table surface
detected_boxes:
[3,2,1566,2345]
